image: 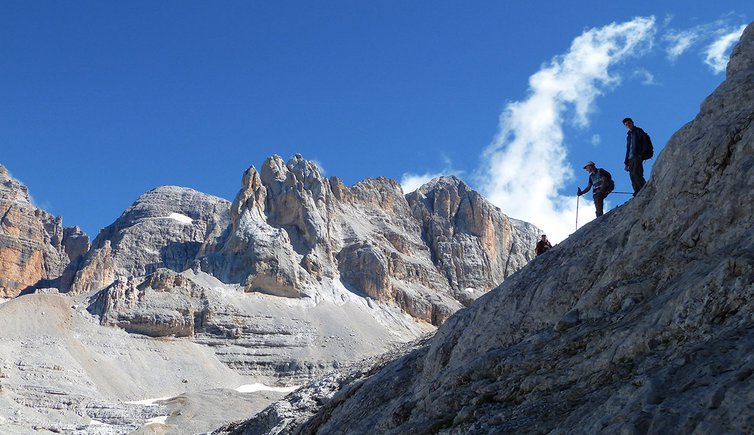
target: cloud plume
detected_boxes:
[476,17,656,242]
[663,19,747,73]
[704,24,747,74]
[401,155,463,193]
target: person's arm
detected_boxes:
[578,180,592,196]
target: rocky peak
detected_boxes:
[230,165,267,226]
[348,176,407,213]
[260,154,332,256]
[45,145,541,332]
[410,175,486,227]
[285,153,329,196]
[260,154,329,201]
[407,174,538,303]
[0,165,89,297]
[68,186,230,294]
[0,164,32,204]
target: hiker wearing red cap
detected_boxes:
[577,161,614,217]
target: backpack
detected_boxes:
[642,131,654,160]
[599,168,615,192]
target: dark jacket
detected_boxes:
[535,240,552,256]
[625,127,649,164]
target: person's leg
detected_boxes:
[629,158,646,195]
[593,192,604,217]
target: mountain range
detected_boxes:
[0,147,538,432]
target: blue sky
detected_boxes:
[1,1,750,242]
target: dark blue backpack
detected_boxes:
[643,132,654,160]
[599,168,615,192]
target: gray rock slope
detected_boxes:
[87,268,433,385]
[226,22,754,435]
[0,292,288,434]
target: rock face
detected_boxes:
[0,165,89,297]
[228,22,754,435]
[72,155,538,328]
[87,268,433,384]
[407,176,538,306]
[68,186,231,294]
[47,155,537,386]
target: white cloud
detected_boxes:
[662,19,747,72]
[591,134,601,147]
[704,24,747,74]
[664,29,699,60]
[632,68,660,85]
[400,155,463,193]
[400,172,445,193]
[476,17,656,243]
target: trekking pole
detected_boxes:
[575,194,579,231]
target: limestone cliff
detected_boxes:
[0,166,89,297]
[75,155,539,327]
[227,21,754,435]
[407,176,539,305]
[68,186,231,294]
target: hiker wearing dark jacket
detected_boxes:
[577,161,611,217]
[623,117,648,196]
[535,235,552,256]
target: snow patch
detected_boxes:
[236,383,300,394]
[167,213,193,224]
[145,416,168,425]
[0,298,8,305]
[465,288,476,293]
[125,396,173,406]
